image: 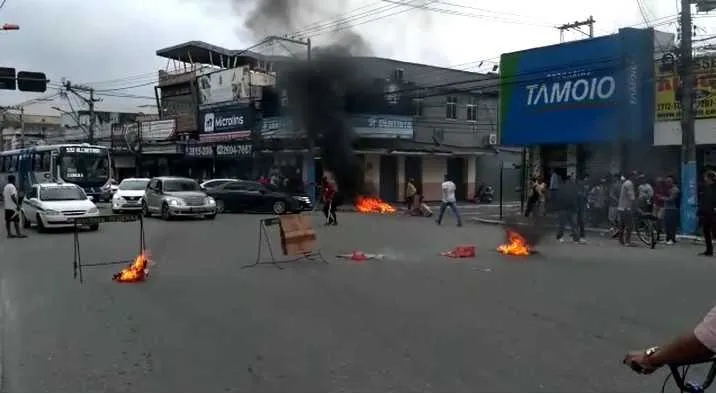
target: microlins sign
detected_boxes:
[524,74,616,106]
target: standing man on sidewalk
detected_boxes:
[3,175,26,238]
[436,174,462,227]
[699,170,716,256]
[663,175,680,245]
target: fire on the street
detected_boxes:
[113,252,150,282]
[497,229,531,256]
[354,196,396,214]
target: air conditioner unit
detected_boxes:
[487,133,498,145]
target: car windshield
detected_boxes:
[40,186,86,201]
[164,180,200,192]
[119,180,149,191]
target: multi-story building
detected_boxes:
[154,40,520,202]
[0,112,62,150]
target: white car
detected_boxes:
[21,183,101,231]
[112,178,150,213]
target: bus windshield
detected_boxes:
[59,148,110,184]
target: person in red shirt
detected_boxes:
[321,176,337,225]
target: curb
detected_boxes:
[469,217,705,245]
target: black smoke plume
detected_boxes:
[282,55,365,200]
[227,0,373,56]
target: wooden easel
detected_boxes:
[243,214,328,270]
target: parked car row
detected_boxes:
[17,176,315,233]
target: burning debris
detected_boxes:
[337,250,385,261]
[113,252,150,282]
[497,229,531,256]
[441,245,476,258]
[354,196,396,214]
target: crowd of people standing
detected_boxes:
[525,170,686,248]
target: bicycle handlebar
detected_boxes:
[667,359,716,393]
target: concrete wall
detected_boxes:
[413,94,498,148]
[475,150,522,203]
[423,156,447,201]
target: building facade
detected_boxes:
[154,40,518,203]
[499,27,656,202]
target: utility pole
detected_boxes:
[557,16,595,42]
[679,0,698,234]
[63,81,100,144]
[555,17,595,180]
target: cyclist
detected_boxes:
[624,305,716,374]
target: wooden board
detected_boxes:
[279,214,317,256]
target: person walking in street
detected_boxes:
[555,173,581,243]
[618,171,637,246]
[321,175,337,226]
[663,175,680,245]
[3,175,26,238]
[699,170,716,256]
[405,178,417,213]
[436,174,462,227]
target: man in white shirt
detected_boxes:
[3,175,26,238]
[436,174,462,227]
[617,171,637,246]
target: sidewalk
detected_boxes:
[469,215,704,245]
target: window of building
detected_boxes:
[445,96,457,119]
[413,98,424,116]
[466,97,478,122]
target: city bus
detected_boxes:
[0,144,113,199]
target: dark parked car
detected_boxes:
[205,180,311,214]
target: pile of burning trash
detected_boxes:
[113,252,151,282]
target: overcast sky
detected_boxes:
[0,0,703,115]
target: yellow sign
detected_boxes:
[655,57,716,121]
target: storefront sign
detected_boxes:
[351,115,414,138]
[199,104,254,142]
[499,27,654,145]
[216,143,252,157]
[185,144,214,157]
[656,56,716,121]
[184,143,253,158]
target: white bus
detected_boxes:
[0,144,113,199]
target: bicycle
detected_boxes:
[635,210,659,249]
[662,359,716,393]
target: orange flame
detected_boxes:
[113,252,150,282]
[497,229,531,256]
[354,196,396,214]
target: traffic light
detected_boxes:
[17,71,47,92]
[0,67,16,90]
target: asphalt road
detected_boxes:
[1,210,715,392]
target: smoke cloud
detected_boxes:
[227,0,373,56]
[282,55,366,200]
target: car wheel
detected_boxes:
[142,203,152,217]
[161,203,172,221]
[36,213,46,232]
[88,224,99,231]
[216,200,225,213]
[272,200,287,215]
[205,213,216,220]
[22,211,30,229]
